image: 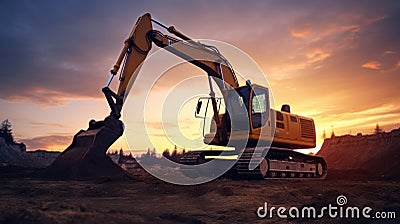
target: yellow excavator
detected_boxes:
[48,13,327,180]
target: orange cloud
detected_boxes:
[306,49,331,64]
[312,102,400,145]
[5,88,102,107]
[361,61,381,70]
[290,27,312,38]
[320,15,387,40]
[19,135,72,151]
[291,31,308,38]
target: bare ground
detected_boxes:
[0,168,398,224]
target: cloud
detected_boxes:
[290,25,312,38]
[271,4,397,81]
[30,122,67,128]
[267,7,390,80]
[19,134,72,151]
[2,1,398,104]
[383,50,396,55]
[315,103,400,131]
[0,1,152,106]
[4,88,101,106]
[361,61,381,70]
[306,49,331,64]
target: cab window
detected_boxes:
[251,87,269,128]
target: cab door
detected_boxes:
[249,85,273,145]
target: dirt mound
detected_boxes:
[317,128,400,179]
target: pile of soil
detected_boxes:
[317,128,400,179]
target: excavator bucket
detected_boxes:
[46,116,128,180]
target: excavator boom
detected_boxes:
[102,13,238,119]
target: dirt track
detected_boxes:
[0,168,398,224]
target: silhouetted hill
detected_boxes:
[317,128,400,179]
[0,137,59,168]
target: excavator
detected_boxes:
[48,13,327,180]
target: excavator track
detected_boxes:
[236,147,327,179]
[180,148,327,179]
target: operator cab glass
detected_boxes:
[195,83,270,146]
[226,86,250,131]
[251,86,269,129]
[225,84,269,131]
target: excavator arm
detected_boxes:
[48,13,240,179]
[103,13,238,118]
[102,13,240,143]
[101,13,152,118]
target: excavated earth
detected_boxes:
[317,128,400,179]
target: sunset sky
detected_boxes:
[1,1,399,154]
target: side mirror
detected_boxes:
[196,101,203,115]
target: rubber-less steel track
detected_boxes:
[180,147,327,179]
[236,147,327,179]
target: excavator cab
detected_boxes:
[196,82,273,148]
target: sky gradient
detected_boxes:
[1,0,399,154]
